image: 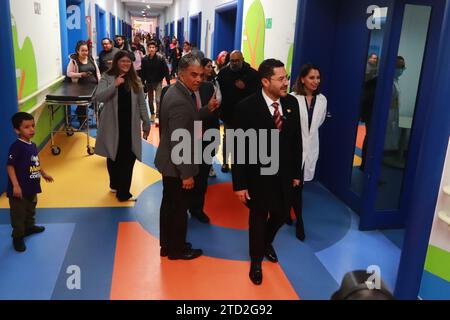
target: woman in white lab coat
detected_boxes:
[289,64,327,241]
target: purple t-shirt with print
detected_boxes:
[7,139,42,197]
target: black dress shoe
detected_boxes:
[160,242,192,257]
[190,211,210,224]
[221,164,230,173]
[13,237,26,252]
[24,225,45,237]
[249,261,262,285]
[265,245,278,263]
[168,248,203,260]
[296,226,306,242]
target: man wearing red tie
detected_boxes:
[232,59,302,285]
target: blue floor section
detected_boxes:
[380,228,405,249]
[315,213,401,293]
[0,223,75,300]
[419,271,450,300]
[0,141,404,300]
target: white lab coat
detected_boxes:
[291,93,327,182]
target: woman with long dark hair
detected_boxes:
[169,37,182,78]
[94,50,151,202]
[66,40,101,126]
[289,64,327,241]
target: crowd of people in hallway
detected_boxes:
[6,32,329,286]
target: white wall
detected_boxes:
[428,137,450,253]
[162,0,233,57]
[88,0,131,57]
[242,0,298,71]
[133,18,158,34]
[397,4,432,120]
[161,0,299,69]
[10,0,62,91]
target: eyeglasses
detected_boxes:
[270,75,291,82]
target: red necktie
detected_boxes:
[272,102,283,131]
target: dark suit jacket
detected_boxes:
[360,77,377,125]
[217,62,260,125]
[197,81,219,132]
[155,81,199,179]
[232,91,302,213]
[159,81,218,136]
[141,54,169,84]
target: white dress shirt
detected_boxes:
[261,89,284,117]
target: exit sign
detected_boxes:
[34,2,42,15]
[265,18,272,29]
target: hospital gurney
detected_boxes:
[45,82,98,156]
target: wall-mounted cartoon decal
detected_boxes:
[243,0,265,69]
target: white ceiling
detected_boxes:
[121,0,173,18]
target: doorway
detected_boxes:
[293,0,444,229]
[95,5,106,54]
[170,21,174,39]
[110,14,116,38]
[213,2,239,58]
[177,18,185,45]
[291,0,446,297]
[65,0,87,57]
[190,13,202,48]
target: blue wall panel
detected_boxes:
[0,0,19,193]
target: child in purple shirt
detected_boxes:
[6,112,54,252]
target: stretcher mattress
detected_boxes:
[46,82,97,102]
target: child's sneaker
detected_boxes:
[24,225,45,237]
[13,237,26,252]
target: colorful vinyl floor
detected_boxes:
[0,125,402,300]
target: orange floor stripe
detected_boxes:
[204,183,249,230]
[146,124,160,147]
[356,124,366,150]
[110,222,300,300]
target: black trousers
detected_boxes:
[9,195,37,238]
[171,60,179,77]
[107,146,136,201]
[160,176,192,254]
[361,121,371,171]
[292,184,305,232]
[75,106,87,125]
[249,205,288,262]
[222,122,232,166]
[291,168,305,230]
[189,162,211,214]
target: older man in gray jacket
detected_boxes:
[155,54,204,260]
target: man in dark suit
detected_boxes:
[188,81,220,223]
[155,53,204,260]
[159,80,219,224]
[232,59,302,285]
[218,50,260,173]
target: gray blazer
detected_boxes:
[94,73,151,161]
[155,81,199,179]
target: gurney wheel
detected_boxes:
[66,128,74,136]
[87,146,95,155]
[51,146,61,156]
